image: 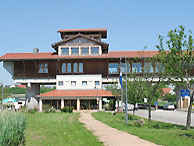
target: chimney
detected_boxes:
[33,48,39,54]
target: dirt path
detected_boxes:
[79,112,160,146]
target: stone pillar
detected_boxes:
[26,83,40,110]
[39,98,42,112]
[99,97,102,111]
[77,98,80,112]
[61,98,64,109]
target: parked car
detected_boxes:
[163,102,175,110]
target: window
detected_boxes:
[82,81,87,86]
[132,63,142,73]
[71,47,79,55]
[62,63,66,73]
[95,81,100,87]
[61,48,69,55]
[58,81,63,86]
[91,47,99,55]
[71,81,76,86]
[81,47,89,55]
[155,63,164,73]
[79,63,83,72]
[38,63,48,73]
[73,63,78,72]
[144,63,154,73]
[109,63,119,74]
[67,63,71,73]
[121,63,131,73]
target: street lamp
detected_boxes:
[119,57,128,124]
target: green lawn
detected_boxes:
[25,113,103,146]
[92,112,194,146]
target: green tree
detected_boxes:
[157,26,194,130]
[123,73,145,116]
[105,83,121,111]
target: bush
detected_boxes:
[60,106,74,113]
[0,111,26,146]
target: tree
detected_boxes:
[123,73,145,116]
[157,26,194,130]
[105,83,121,111]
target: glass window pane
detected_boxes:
[61,48,69,55]
[73,63,78,72]
[91,47,99,55]
[79,63,83,73]
[95,81,100,86]
[71,81,76,86]
[132,63,142,73]
[39,68,43,73]
[62,63,66,73]
[44,68,48,73]
[82,81,87,86]
[121,63,130,73]
[67,63,71,73]
[81,47,89,55]
[144,63,154,73]
[38,63,48,73]
[71,47,79,55]
[58,81,63,86]
[109,63,119,74]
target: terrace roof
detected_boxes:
[0,51,159,61]
[37,89,113,98]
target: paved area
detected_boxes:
[79,112,159,146]
[128,109,194,127]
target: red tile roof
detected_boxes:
[162,88,172,95]
[0,51,159,61]
[37,89,113,97]
[17,85,26,88]
[57,28,107,33]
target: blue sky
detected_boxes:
[0,0,194,84]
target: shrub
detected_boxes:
[0,111,26,146]
[60,106,74,113]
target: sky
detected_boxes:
[0,0,194,85]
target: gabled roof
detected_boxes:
[0,51,159,61]
[51,33,109,50]
[37,89,113,98]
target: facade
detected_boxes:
[1,28,189,111]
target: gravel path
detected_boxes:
[79,112,159,146]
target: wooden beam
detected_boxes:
[23,61,26,78]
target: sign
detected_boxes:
[180,89,190,98]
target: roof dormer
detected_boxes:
[51,30,109,56]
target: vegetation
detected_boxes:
[0,111,26,146]
[60,106,74,113]
[0,85,55,100]
[92,112,194,146]
[25,113,103,146]
[157,25,194,130]
[163,93,176,102]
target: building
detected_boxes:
[0,28,168,111]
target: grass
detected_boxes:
[25,112,103,146]
[92,112,194,146]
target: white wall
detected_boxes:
[56,74,102,90]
